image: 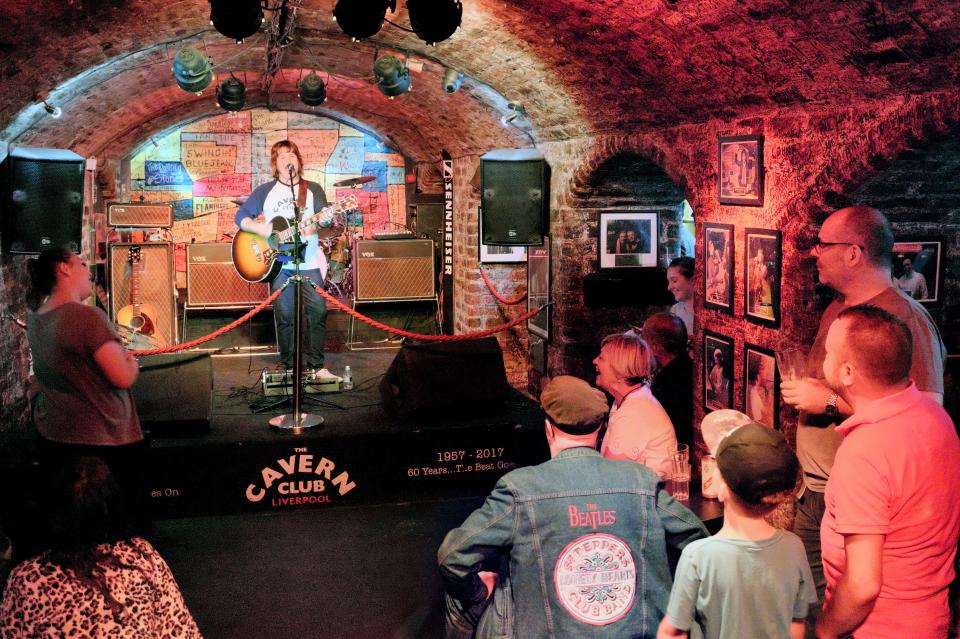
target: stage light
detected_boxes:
[374,55,410,98]
[216,74,246,111]
[173,47,213,94]
[442,67,463,94]
[209,0,264,44]
[407,0,462,45]
[500,102,525,127]
[334,0,396,41]
[298,72,327,106]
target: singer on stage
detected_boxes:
[234,140,333,376]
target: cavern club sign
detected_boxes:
[245,448,358,508]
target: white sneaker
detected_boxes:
[311,368,340,381]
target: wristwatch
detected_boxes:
[824,392,840,418]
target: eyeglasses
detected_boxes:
[812,240,864,254]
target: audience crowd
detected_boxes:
[2,205,959,639]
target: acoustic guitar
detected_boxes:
[115,246,166,345]
[231,194,358,283]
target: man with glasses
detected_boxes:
[781,205,946,634]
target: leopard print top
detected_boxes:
[0,537,202,638]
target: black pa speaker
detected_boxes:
[3,147,85,254]
[133,353,212,435]
[481,149,548,245]
[380,337,512,418]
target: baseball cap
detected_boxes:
[540,375,609,435]
[716,422,799,504]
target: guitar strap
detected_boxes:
[297,179,308,213]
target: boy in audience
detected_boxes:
[657,423,816,639]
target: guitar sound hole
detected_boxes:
[128,316,145,330]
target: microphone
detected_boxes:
[287,163,295,177]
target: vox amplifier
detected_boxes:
[354,239,435,302]
[186,243,270,307]
[107,202,174,228]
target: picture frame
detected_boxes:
[892,239,942,305]
[744,228,782,327]
[703,331,734,412]
[703,223,735,314]
[744,342,779,430]
[718,135,764,206]
[598,210,658,269]
[479,207,527,264]
[527,239,550,340]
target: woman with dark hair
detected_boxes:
[0,457,201,637]
[667,256,694,335]
[25,247,145,522]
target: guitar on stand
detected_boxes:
[231,194,359,283]
[115,245,166,348]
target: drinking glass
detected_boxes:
[671,462,692,501]
[776,348,807,382]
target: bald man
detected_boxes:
[781,206,946,619]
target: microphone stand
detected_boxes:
[267,166,329,432]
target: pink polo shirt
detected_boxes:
[821,383,960,639]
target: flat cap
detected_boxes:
[540,375,609,435]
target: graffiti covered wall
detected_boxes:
[125,109,406,287]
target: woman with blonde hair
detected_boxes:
[594,331,678,477]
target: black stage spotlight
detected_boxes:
[210,0,264,44]
[298,72,327,106]
[334,0,396,41]
[217,74,246,111]
[407,0,462,45]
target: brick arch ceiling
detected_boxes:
[1,0,958,161]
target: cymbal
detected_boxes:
[333,175,376,187]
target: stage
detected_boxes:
[139,345,549,520]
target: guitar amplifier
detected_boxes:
[354,239,435,302]
[109,242,177,345]
[108,202,174,228]
[186,243,270,307]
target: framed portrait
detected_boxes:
[478,208,527,263]
[598,210,658,269]
[703,331,734,412]
[744,228,782,327]
[718,135,764,206]
[744,343,779,430]
[527,240,550,340]
[892,239,942,305]
[703,223,735,314]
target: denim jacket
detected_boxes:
[438,447,708,639]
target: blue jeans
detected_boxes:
[271,268,327,369]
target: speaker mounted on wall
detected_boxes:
[480,148,549,246]
[107,202,174,228]
[2,146,85,254]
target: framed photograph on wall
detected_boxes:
[598,210,658,269]
[744,342,779,430]
[703,222,735,314]
[892,239,942,305]
[744,228,781,327]
[527,239,550,340]
[479,208,527,263]
[704,331,734,412]
[718,135,764,206]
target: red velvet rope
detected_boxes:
[479,267,527,305]
[129,287,284,356]
[313,284,543,342]
[129,280,544,355]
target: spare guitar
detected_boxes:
[115,246,166,346]
[232,194,359,283]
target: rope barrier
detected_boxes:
[479,267,527,305]
[313,284,544,342]
[127,277,546,356]
[129,287,284,356]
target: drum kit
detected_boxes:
[321,175,376,297]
